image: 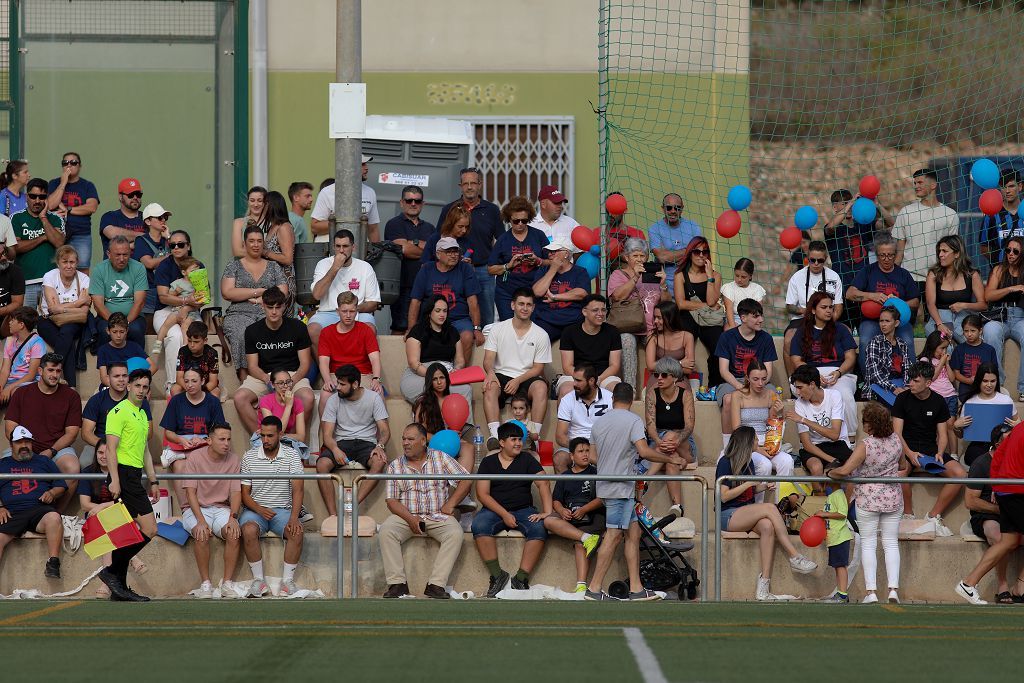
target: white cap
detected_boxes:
[544,237,580,254]
[142,203,172,220]
[11,425,33,442]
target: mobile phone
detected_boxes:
[641,261,663,283]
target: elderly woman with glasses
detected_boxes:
[643,357,695,514]
[983,235,1024,399]
[609,237,670,390]
[674,236,725,389]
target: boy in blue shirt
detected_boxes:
[96,312,153,387]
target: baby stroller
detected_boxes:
[608,507,700,601]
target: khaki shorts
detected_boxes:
[240,375,312,397]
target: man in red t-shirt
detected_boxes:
[956,422,1024,604]
[317,291,384,415]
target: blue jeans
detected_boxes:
[471,506,547,540]
[924,308,970,344]
[858,319,915,376]
[981,308,1024,391]
[474,265,496,327]
[68,233,92,270]
[239,507,293,536]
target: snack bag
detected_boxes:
[187,267,211,305]
[763,417,784,456]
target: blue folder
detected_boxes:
[962,402,1014,442]
[915,455,946,474]
[869,379,905,406]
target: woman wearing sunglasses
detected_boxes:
[673,236,724,389]
[46,152,99,271]
[488,196,548,321]
[154,230,206,393]
[983,235,1024,400]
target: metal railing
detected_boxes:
[352,473,708,600]
[713,474,1024,601]
[0,472,346,599]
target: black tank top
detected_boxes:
[934,278,972,309]
[1000,269,1024,307]
[655,387,686,431]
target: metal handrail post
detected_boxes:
[333,475,345,600]
[698,475,708,602]
[714,476,723,602]
[351,478,360,598]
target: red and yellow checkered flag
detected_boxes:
[82,502,144,559]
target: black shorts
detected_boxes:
[319,439,376,469]
[998,494,1024,535]
[0,505,56,537]
[571,511,606,535]
[496,373,547,407]
[110,464,153,518]
[827,539,851,568]
[970,513,1001,539]
[800,441,853,467]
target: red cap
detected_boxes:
[538,185,567,204]
[118,178,142,194]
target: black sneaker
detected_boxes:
[423,583,451,599]
[122,586,151,602]
[485,570,510,598]
[298,506,314,524]
[383,583,410,599]
[510,575,530,590]
[44,557,61,579]
[98,568,135,602]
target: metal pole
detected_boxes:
[250,0,269,187]
[596,0,609,293]
[335,0,364,259]
[335,475,345,600]
[700,478,708,602]
[714,477,722,602]
[351,477,360,598]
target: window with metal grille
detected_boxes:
[465,117,575,210]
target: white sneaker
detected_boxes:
[927,515,953,537]
[887,589,900,604]
[789,554,817,574]
[955,581,987,605]
[195,580,213,599]
[668,504,683,518]
[862,592,878,604]
[755,574,770,601]
[901,513,916,520]
[247,578,269,598]
[279,578,298,597]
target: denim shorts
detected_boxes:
[604,497,638,529]
[239,507,293,536]
[68,233,92,269]
[720,506,739,531]
[450,317,474,334]
[471,506,547,540]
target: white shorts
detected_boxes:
[181,506,233,538]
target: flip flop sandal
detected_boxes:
[996,591,1014,604]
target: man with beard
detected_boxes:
[287,181,314,244]
[528,185,579,244]
[11,178,65,310]
[307,228,381,351]
[316,364,390,512]
[553,365,612,474]
[0,426,67,579]
[99,178,145,255]
[310,154,380,243]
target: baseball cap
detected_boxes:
[142,203,172,220]
[11,425,32,442]
[544,237,579,254]
[435,237,460,253]
[538,185,567,204]
[118,178,142,194]
[361,155,374,164]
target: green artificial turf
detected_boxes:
[1,600,1022,681]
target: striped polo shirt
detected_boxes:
[240,443,302,510]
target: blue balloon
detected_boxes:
[727,185,752,212]
[509,420,528,439]
[589,244,601,256]
[851,197,877,225]
[794,205,819,230]
[126,357,149,374]
[428,429,461,457]
[576,252,600,279]
[971,158,1000,190]
[883,297,912,328]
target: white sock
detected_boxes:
[488,422,500,439]
[249,560,264,580]
[283,562,297,582]
[722,433,731,448]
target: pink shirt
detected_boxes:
[608,269,662,334]
[929,357,956,399]
[258,392,305,433]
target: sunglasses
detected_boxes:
[509,218,529,225]
[1008,248,1021,255]
[692,248,710,256]
[61,159,80,166]
[168,241,189,249]
[808,257,826,264]
[654,372,676,379]
[122,192,143,199]
[663,205,682,211]
[27,193,47,200]
[402,197,423,204]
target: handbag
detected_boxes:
[607,295,645,333]
[682,269,725,327]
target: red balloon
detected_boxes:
[859,175,881,200]
[605,194,628,216]
[716,210,741,238]
[571,225,595,251]
[980,188,1004,217]
[441,394,469,432]
[861,300,882,320]
[780,226,802,250]
[799,516,827,548]
[608,239,622,260]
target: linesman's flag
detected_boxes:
[82,502,144,559]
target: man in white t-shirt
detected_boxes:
[528,185,579,243]
[893,168,959,280]
[785,364,852,491]
[308,228,381,355]
[310,154,381,243]
[554,365,612,472]
[482,288,552,450]
[783,240,844,375]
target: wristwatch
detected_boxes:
[707,277,716,283]
[412,239,420,247]
[473,325,481,331]
[371,376,381,382]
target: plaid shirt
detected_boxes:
[385,449,469,515]
[865,334,912,392]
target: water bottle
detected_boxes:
[343,489,353,514]
[473,426,484,462]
